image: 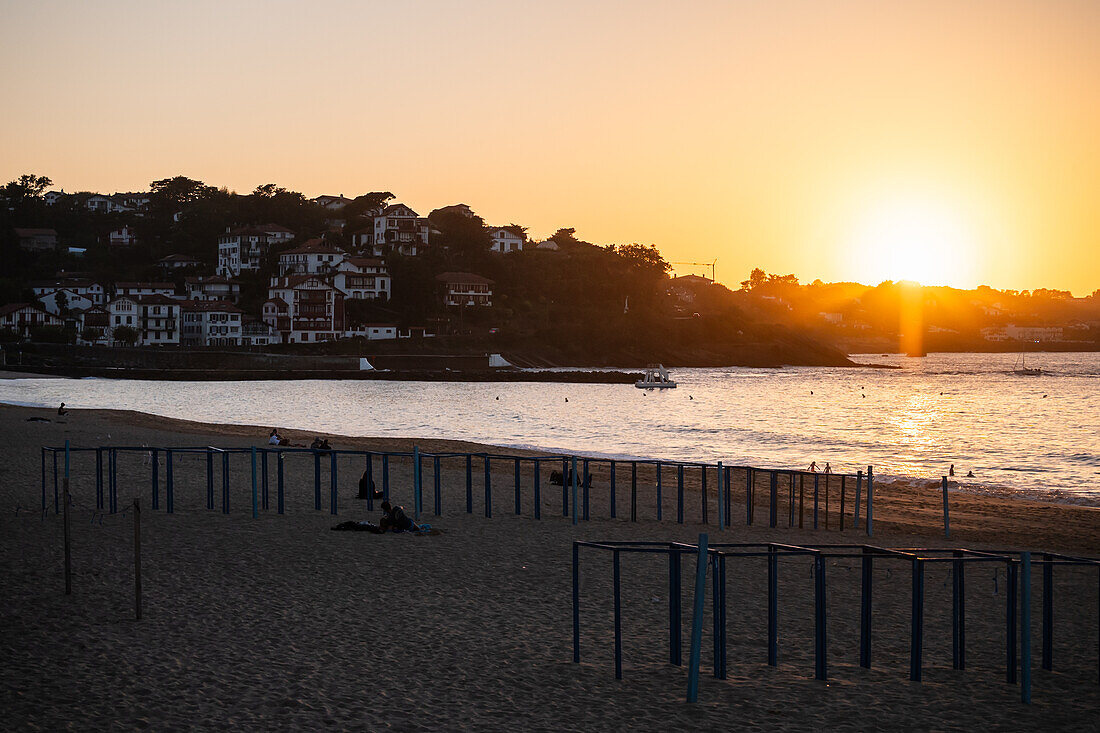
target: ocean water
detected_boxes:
[3,352,1098,505]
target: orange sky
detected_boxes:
[2,1,1098,294]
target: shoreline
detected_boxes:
[7,403,1098,553]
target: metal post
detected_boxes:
[251,447,258,519]
[768,544,778,666]
[815,553,827,680]
[313,451,321,511]
[330,450,338,516]
[630,461,637,522]
[613,550,623,680]
[725,466,732,528]
[53,449,58,514]
[222,451,230,514]
[277,452,285,515]
[788,472,795,527]
[96,447,103,510]
[151,448,159,511]
[799,473,804,529]
[854,470,862,529]
[840,475,846,531]
[133,498,141,621]
[942,476,950,538]
[700,465,708,525]
[860,548,873,668]
[910,558,925,682]
[769,471,777,528]
[582,458,590,521]
[813,473,819,530]
[677,464,684,524]
[484,454,492,519]
[110,448,118,514]
[571,456,578,526]
[1021,552,1032,704]
[561,456,568,517]
[824,474,829,529]
[366,453,374,512]
[41,447,47,513]
[206,448,214,510]
[261,449,269,511]
[656,462,663,521]
[952,551,963,670]
[413,446,421,521]
[716,462,724,531]
[686,533,709,703]
[382,453,390,500]
[63,441,71,595]
[866,466,874,537]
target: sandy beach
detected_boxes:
[2,403,1098,731]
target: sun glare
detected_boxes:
[846,194,978,287]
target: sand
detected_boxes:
[2,403,1098,731]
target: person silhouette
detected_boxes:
[949,464,955,477]
[808,461,817,473]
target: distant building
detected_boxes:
[114,282,177,299]
[259,223,295,244]
[180,300,243,346]
[218,226,275,276]
[278,239,346,275]
[241,316,279,347]
[436,272,493,307]
[108,226,139,247]
[135,295,181,345]
[333,257,390,300]
[982,325,1064,342]
[819,312,844,325]
[264,274,346,344]
[346,323,398,340]
[77,305,111,344]
[534,239,560,251]
[14,228,58,252]
[38,288,95,316]
[429,203,478,220]
[361,203,429,257]
[184,276,241,303]
[43,190,66,206]
[487,227,525,254]
[313,194,353,210]
[31,278,106,305]
[0,303,63,334]
[157,254,203,272]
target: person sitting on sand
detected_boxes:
[268,429,282,446]
[310,437,324,450]
[379,500,417,532]
[58,402,68,416]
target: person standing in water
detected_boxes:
[808,461,817,473]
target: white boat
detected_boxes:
[635,364,677,389]
[1013,342,1042,376]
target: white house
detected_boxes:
[982,325,1064,342]
[43,190,66,206]
[77,305,111,344]
[0,303,63,334]
[184,276,241,303]
[38,288,95,316]
[108,226,139,247]
[180,300,243,346]
[264,274,347,344]
[106,297,140,339]
[487,227,525,253]
[241,316,279,346]
[135,295,181,345]
[333,257,391,300]
[114,282,177,299]
[278,239,346,275]
[218,226,274,276]
[260,223,295,244]
[362,203,429,257]
[157,254,203,272]
[84,194,132,214]
[346,323,398,340]
[313,194,353,210]
[436,272,493,307]
[31,278,106,305]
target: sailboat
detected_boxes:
[635,364,677,389]
[1013,341,1042,376]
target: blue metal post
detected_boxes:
[769,471,777,528]
[366,453,374,512]
[725,466,732,528]
[1007,560,1018,684]
[484,454,492,519]
[686,533,710,703]
[716,462,724,531]
[669,548,682,665]
[251,446,258,519]
[382,453,390,500]
[277,452,285,515]
[41,447,46,513]
[768,544,778,666]
[313,451,321,511]
[533,459,541,520]
[561,456,568,517]
[465,454,472,514]
[815,554,827,680]
[261,450,269,511]
[151,448,159,511]
[434,455,441,516]
[700,465,708,525]
[952,550,965,670]
[1021,552,1032,704]
[866,466,874,537]
[571,456,578,525]
[514,457,521,516]
[109,448,118,514]
[677,464,684,524]
[165,449,174,514]
[854,470,862,529]
[613,550,623,679]
[813,473,820,529]
[330,450,338,516]
[95,448,103,510]
[910,558,925,682]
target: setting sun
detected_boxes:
[845,193,979,287]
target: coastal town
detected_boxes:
[2,175,1098,360]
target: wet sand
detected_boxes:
[2,404,1098,731]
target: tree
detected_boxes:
[740,268,767,291]
[607,243,670,275]
[3,173,52,200]
[112,325,138,346]
[149,176,216,207]
[54,289,69,317]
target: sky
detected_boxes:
[2,0,1098,295]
